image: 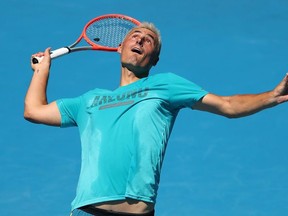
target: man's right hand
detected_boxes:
[31,47,51,72]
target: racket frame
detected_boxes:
[32,14,141,63]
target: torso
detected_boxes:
[59,73,208,211]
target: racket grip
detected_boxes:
[50,47,70,58]
[32,47,70,64]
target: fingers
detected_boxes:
[285,73,288,82]
[31,51,44,60]
[44,47,51,57]
[31,47,52,70]
[281,73,288,89]
[275,73,288,103]
[31,47,51,64]
[32,48,50,58]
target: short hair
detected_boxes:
[125,22,162,57]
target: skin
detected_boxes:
[117,27,160,85]
[24,27,288,214]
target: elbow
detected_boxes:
[24,105,30,121]
[24,105,38,123]
[219,101,245,119]
[24,108,34,122]
[222,110,248,119]
[219,107,243,119]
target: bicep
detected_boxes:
[24,101,61,126]
[193,93,232,117]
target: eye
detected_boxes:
[131,33,139,39]
[145,38,152,44]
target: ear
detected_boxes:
[117,43,122,54]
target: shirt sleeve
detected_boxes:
[56,96,82,128]
[165,73,209,109]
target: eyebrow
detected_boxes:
[131,29,156,42]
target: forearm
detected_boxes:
[223,91,276,118]
[24,68,50,117]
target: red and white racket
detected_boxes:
[32,14,141,64]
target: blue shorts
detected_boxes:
[70,206,155,216]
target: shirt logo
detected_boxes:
[88,87,149,110]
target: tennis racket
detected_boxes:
[32,14,141,64]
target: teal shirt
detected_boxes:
[56,73,208,210]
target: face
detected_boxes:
[118,27,159,75]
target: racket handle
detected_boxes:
[32,47,70,64]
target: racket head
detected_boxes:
[81,14,141,51]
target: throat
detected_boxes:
[120,64,149,86]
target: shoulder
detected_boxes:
[147,72,187,84]
[148,73,202,88]
[82,88,112,98]
[149,72,179,79]
[58,88,111,107]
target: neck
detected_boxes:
[120,65,149,86]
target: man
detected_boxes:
[24,22,288,216]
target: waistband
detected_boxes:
[79,206,155,216]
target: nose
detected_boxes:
[136,36,145,45]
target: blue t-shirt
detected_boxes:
[56,73,208,210]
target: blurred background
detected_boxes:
[1,0,287,215]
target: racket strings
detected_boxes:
[85,18,137,48]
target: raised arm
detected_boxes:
[24,48,61,126]
[193,74,288,118]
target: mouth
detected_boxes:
[131,47,143,55]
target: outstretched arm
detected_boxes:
[24,48,61,126]
[193,73,288,118]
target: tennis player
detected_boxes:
[25,22,288,216]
